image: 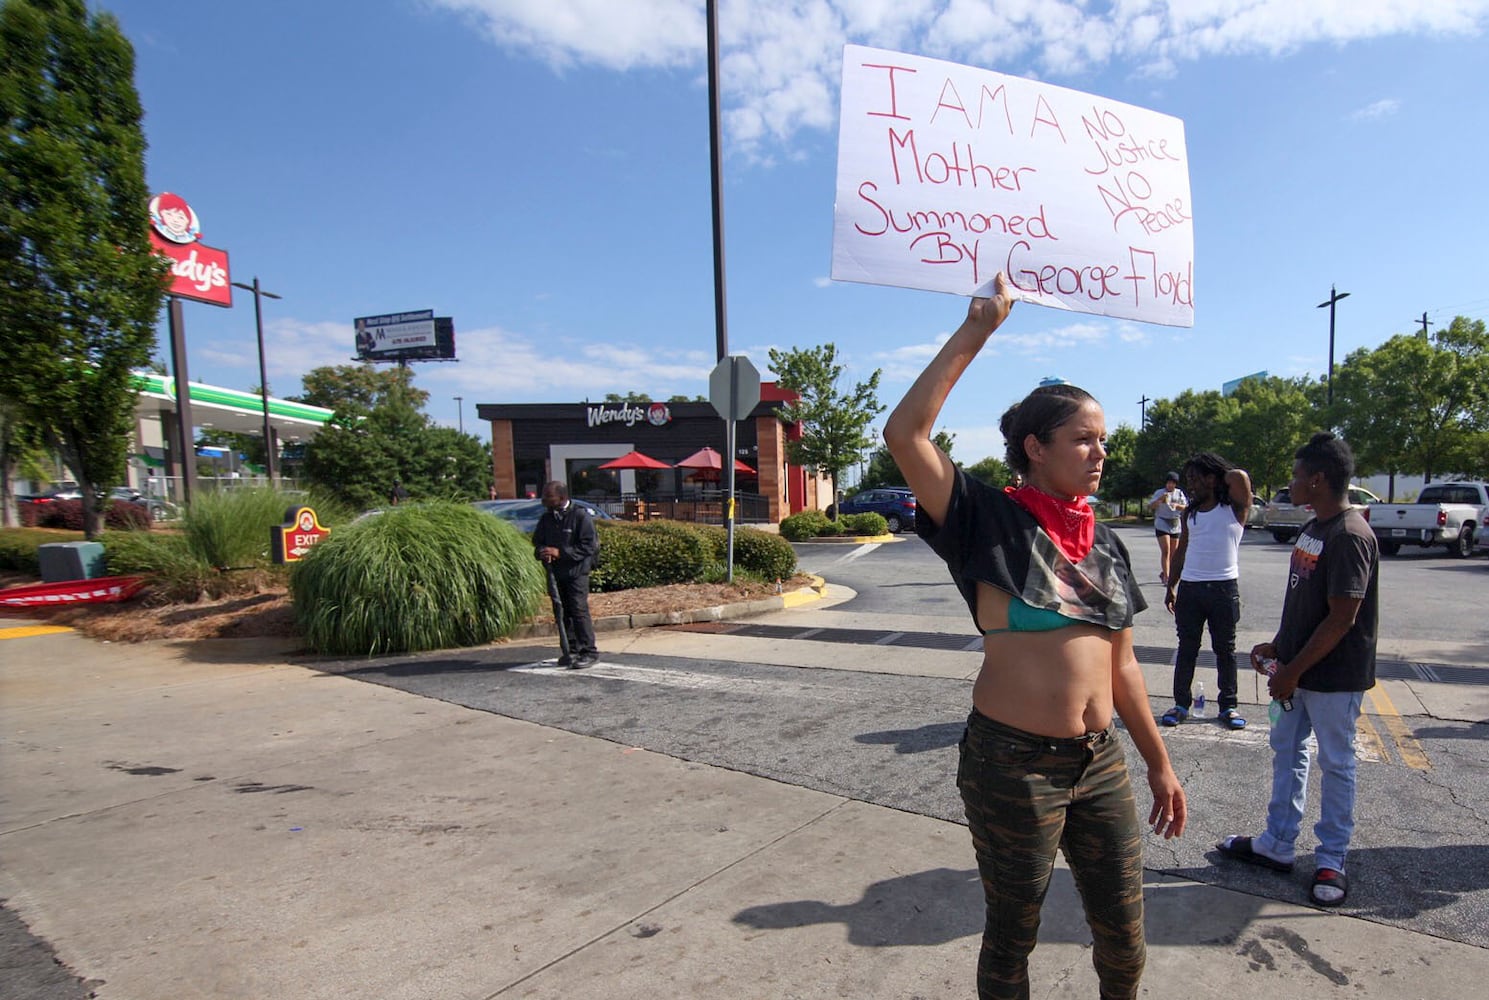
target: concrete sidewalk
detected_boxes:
[3,622,1488,999]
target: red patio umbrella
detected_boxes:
[598,450,673,470]
[674,446,756,478]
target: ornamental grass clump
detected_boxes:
[183,487,306,569]
[290,501,545,656]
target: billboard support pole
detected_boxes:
[232,277,282,484]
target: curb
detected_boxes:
[792,533,904,544]
[510,575,830,641]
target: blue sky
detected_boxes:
[108,0,1489,464]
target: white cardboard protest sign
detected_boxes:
[832,45,1194,328]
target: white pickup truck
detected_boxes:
[1371,481,1489,557]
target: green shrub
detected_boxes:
[841,512,887,536]
[689,524,798,581]
[589,519,713,591]
[779,510,829,541]
[817,518,844,536]
[22,498,150,531]
[290,501,545,655]
[0,528,72,574]
[99,530,234,601]
[183,488,306,569]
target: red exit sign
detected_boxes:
[271,506,330,564]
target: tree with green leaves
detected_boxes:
[1132,389,1240,492]
[0,0,167,537]
[964,454,1013,488]
[767,344,884,516]
[858,429,953,491]
[1332,317,1489,489]
[1222,377,1319,497]
[299,375,490,510]
[1096,423,1142,511]
[292,363,429,419]
[0,399,48,526]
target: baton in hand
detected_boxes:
[545,564,572,661]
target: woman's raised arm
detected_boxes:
[883,273,1015,526]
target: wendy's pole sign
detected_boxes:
[832,45,1194,327]
[149,191,234,503]
[149,192,232,307]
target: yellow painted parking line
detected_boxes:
[1354,712,1389,764]
[1366,685,1432,771]
[0,624,74,639]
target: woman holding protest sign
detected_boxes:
[884,272,1185,1000]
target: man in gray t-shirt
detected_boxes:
[1214,433,1379,908]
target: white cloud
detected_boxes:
[1349,97,1401,120]
[945,422,1006,464]
[428,0,1489,158]
[250,317,717,403]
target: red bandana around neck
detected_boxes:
[1007,485,1095,563]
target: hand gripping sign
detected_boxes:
[832,45,1194,327]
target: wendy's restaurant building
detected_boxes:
[477,383,831,524]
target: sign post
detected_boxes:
[149,191,234,505]
[709,355,762,582]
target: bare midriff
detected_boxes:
[971,581,1115,738]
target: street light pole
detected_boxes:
[230,278,282,483]
[1316,284,1350,407]
[454,395,464,435]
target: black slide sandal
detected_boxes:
[1216,835,1293,873]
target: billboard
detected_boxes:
[1222,371,1268,396]
[354,311,456,362]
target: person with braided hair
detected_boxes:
[1161,452,1253,729]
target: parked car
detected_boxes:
[1371,481,1489,557]
[106,487,179,522]
[1261,484,1381,544]
[20,485,176,522]
[827,488,917,533]
[1245,494,1266,528]
[471,498,611,533]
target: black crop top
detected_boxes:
[914,467,1147,632]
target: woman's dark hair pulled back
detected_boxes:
[1000,383,1097,475]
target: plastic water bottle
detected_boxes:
[1261,657,1293,724]
[1192,682,1206,718]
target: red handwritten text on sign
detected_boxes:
[832,45,1194,328]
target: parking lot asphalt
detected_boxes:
[3,578,1489,999]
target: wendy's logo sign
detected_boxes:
[148,190,232,307]
[149,192,201,244]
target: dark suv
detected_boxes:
[830,488,917,533]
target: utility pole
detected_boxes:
[1416,312,1430,338]
[1137,394,1150,428]
[1316,284,1350,406]
[454,395,464,435]
[706,0,729,362]
[230,278,282,483]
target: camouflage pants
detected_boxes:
[958,709,1146,1000]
